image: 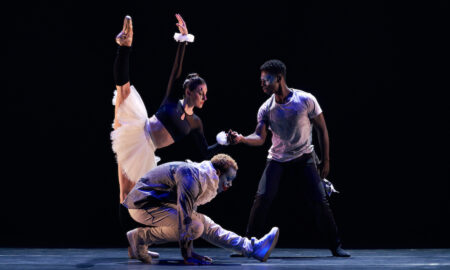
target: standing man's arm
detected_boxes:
[231,121,268,146]
[311,113,330,179]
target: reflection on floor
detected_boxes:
[1,248,449,269]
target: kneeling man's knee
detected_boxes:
[188,220,204,240]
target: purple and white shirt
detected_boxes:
[257,89,322,162]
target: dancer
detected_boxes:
[123,153,279,265]
[112,14,229,258]
[230,59,350,257]
[112,14,228,201]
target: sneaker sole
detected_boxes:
[262,227,279,262]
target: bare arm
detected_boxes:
[311,113,330,179]
[232,121,268,146]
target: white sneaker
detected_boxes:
[251,227,279,262]
[126,228,152,263]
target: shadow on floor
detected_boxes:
[75,258,241,268]
[269,256,347,260]
[157,259,241,266]
[75,258,128,268]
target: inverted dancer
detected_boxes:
[230,59,350,257]
[123,153,279,265]
[112,14,230,258]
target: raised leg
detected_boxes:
[113,15,134,202]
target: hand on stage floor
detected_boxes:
[175,13,188,35]
[184,252,213,265]
[116,15,133,47]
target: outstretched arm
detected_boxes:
[191,121,226,160]
[311,113,330,179]
[162,14,190,104]
[231,121,268,146]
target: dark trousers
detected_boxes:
[246,153,341,250]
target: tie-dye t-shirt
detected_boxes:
[257,89,322,162]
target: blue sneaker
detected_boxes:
[251,227,279,262]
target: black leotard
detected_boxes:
[155,42,223,158]
[114,41,224,160]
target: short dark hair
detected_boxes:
[211,154,238,175]
[260,59,286,79]
[182,73,206,91]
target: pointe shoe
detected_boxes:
[127,228,152,264]
[116,15,133,47]
[251,227,279,262]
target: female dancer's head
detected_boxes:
[183,73,207,109]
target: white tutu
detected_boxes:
[111,86,159,183]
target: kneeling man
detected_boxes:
[123,154,279,265]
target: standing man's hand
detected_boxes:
[312,113,330,179]
[228,130,244,144]
[318,159,330,179]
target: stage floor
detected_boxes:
[1,248,449,269]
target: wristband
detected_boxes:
[174,33,195,43]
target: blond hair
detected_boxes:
[211,154,238,174]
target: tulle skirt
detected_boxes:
[111,86,159,183]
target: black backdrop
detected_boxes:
[5,1,449,248]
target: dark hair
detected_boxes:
[182,73,206,91]
[211,154,238,175]
[260,59,287,79]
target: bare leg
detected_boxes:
[114,85,132,202]
[113,15,133,201]
[112,16,160,259]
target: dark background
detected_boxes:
[5,1,449,248]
